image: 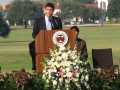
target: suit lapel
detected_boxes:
[42,16,46,30]
[42,16,59,30]
[51,16,58,29]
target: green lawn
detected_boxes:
[0,25,120,71]
[0,28,33,72]
[80,25,120,67]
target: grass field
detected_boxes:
[0,25,120,71]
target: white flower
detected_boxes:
[48,61,52,66]
[75,72,80,78]
[51,58,55,61]
[56,56,61,61]
[80,68,84,73]
[66,67,70,72]
[84,69,88,73]
[61,52,68,60]
[42,46,90,90]
[67,50,71,55]
[60,61,66,66]
[52,62,58,67]
[59,46,66,51]
[81,75,85,82]
[53,80,57,86]
[85,75,89,81]
[64,61,71,67]
[46,79,49,83]
[59,78,63,83]
[66,72,73,78]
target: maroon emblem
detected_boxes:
[56,35,64,43]
[53,31,68,47]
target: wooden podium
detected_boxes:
[35,30,76,73]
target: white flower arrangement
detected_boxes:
[42,46,90,90]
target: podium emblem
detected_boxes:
[53,31,68,47]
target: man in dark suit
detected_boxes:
[70,26,88,61]
[29,3,62,70]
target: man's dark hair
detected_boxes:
[70,26,79,33]
[45,3,55,10]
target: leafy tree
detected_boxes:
[80,0,93,3]
[61,0,82,19]
[107,0,120,22]
[61,0,100,23]
[89,8,102,23]
[7,0,38,25]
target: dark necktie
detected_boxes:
[49,17,54,29]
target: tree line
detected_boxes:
[5,0,120,25]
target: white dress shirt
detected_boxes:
[45,16,52,30]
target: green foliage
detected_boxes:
[7,0,101,23]
[61,0,81,19]
[24,74,46,90]
[0,70,120,90]
[80,0,93,3]
[7,0,37,25]
[0,73,17,90]
[107,0,120,22]
[89,71,111,90]
[61,0,101,23]
[89,71,120,90]
[89,8,102,23]
[0,70,46,90]
[110,76,120,90]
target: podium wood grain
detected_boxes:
[35,30,76,73]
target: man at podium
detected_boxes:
[29,3,62,70]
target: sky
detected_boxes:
[0,0,13,5]
[0,0,40,5]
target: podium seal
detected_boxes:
[52,31,68,47]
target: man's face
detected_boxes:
[44,6,54,17]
